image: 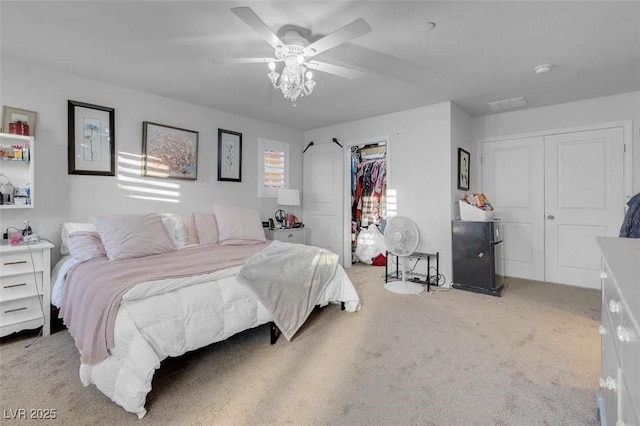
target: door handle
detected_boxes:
[547,215,555,220]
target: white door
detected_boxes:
[302,142,345,263]
[481,126,625,288]
[544,127,624,288]
[482,137,545,281]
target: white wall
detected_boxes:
[473,91,640,194]
[0,60,303,260]
[451,103,473,218]
[304,101,455,282]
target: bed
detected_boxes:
[53,207,360,418]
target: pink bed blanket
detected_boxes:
[60,243,268,364]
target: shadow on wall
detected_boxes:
[117,151,180,204]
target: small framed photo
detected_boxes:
[68,100,115,176]
[218,128,242,182]
[142,121,198,180]
[2,106,37,136]
[457,148,470,191]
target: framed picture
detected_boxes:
[68,100,115,176]
[2,106,37,136]
[457,148,470,191]
[142,121,198,180]
[217,128,242,182]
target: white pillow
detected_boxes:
[91,213,176,260]
[181,213,199,245]
[159,213,189,249]
[67,232,107,262]
[60,222,97,255]
[213,206,266,245]
[193,212,219,245]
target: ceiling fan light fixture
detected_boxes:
[266,45,316,107]
[305,79,316,92]
[267,70,279,85]
[229,7,371,107]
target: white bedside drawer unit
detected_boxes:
[264,228,306,245]
[1,250,44,274]
[1,297,45,334]
[0,241,54,337]
[1,272,43,301]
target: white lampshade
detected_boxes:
[277,188,300,206]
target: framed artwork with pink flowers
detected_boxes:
[142,121,198,180]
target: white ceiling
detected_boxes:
[2,1,639,131]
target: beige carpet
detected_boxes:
[0,264,601,425]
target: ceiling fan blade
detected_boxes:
[231,7,284,50]
[306,61,364,80]
[209,57,276,64]
[302,18,371,58]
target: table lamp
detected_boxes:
[277,188,300,228]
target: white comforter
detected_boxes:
[54,259,359,418]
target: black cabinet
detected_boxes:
[451,220,506,296]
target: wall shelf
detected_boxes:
[0,132,35,209]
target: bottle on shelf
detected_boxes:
[22,142,29,161]
[12,145,22,160]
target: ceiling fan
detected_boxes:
[211,7,372,106]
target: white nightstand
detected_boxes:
[0,241,54,337]
[264,228,307,245]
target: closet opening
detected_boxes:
[348,140,387,266]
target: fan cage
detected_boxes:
[384,216,420,256]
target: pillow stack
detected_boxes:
[61,207,267,262]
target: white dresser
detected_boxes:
[596,237,639,426]
[0,241,54,337]
[264,228,306,245]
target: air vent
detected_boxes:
[487,97,528,112]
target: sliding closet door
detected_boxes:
[481,137,545,281]
[544,127,624,289]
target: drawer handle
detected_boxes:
[598,325,607,336]
[4,306,28,314]
[3,260,27,266]
[608,299,621,314]
[3,283,27,289]
[599,376,616,391]
[616,326,631,343]
[600,271,608,279]
[287,233,294,238]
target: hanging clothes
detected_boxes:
[351,145,387,263]
[351,149,359,198]
[352,157,386,227]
